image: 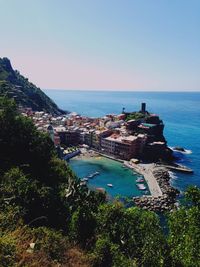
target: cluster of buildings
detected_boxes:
[20,103,166,161]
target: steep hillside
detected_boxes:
[0,57,66,115]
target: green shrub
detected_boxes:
[0,234,16,267]
[0,206,23,233]
[69,206,97,247]
[96,204,168,266]
[32,227,68,262]
[92,235,134,267]
[126,112,145,121]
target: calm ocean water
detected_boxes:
[44,90,200,194]
[70,157,149,198]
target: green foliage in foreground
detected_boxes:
[168,186,200,267]
[96,203,169,266]
[0,97,200,267]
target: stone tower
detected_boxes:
[141,103,146,113]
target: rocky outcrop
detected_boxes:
[152,167,179,197]
[133,195,177,212]
[141,143,174,162]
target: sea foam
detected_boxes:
[169,147,192,155]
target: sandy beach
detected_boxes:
[74,148,99,160]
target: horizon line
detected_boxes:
[43,88,200,93]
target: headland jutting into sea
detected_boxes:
[21,103,193,212]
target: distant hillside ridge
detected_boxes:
[0,57,67,115]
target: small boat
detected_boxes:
[136,178,144,183]
[107,183,113,187]
[96,187,106,193]
[136,183,146,190]
[81,178,88,182]
[87,171,100,178]
[80,181,87,186]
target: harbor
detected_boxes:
[69,156,150,198]
[68,149,181,211]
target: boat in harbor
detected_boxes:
[136,178,144,183]
[136,183,146,190]
[107,183,113,187]
[81,178,88,182]
[87,171,100,178]
[123,162,131,168]
[80,181,87,186]
[122,165,127,168]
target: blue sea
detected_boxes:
[44,90,200,195]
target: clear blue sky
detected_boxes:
[0,0,199,90]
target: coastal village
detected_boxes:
[20,103,191,211]
[21,103,171,162]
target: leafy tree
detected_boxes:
[69,205,97,247]
[0,97,55,177]
[185,185,200,207]
[92,235,134,267]
[31,227,69,261]
[0,97,105,230]
[96,203,169,266]
[168,186,200,267]
[0,166,70,228]
[0,234,16,267]
[0,98,71,227]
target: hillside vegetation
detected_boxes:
[0,97,200,267]
[0,58,65,114]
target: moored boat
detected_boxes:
[136,183,146,190]
[87,171,100,178]
[107,183,113,187]
[136,178,144,183]
[80,181,87,186]
[81,178,88,182]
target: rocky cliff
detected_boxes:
[0,57,66,115]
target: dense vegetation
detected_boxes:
[125,112,146,121]
[0,97,200,266]
[0,57,66,114]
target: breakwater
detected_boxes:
[159,163,193,173]
[132,165,179,211]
